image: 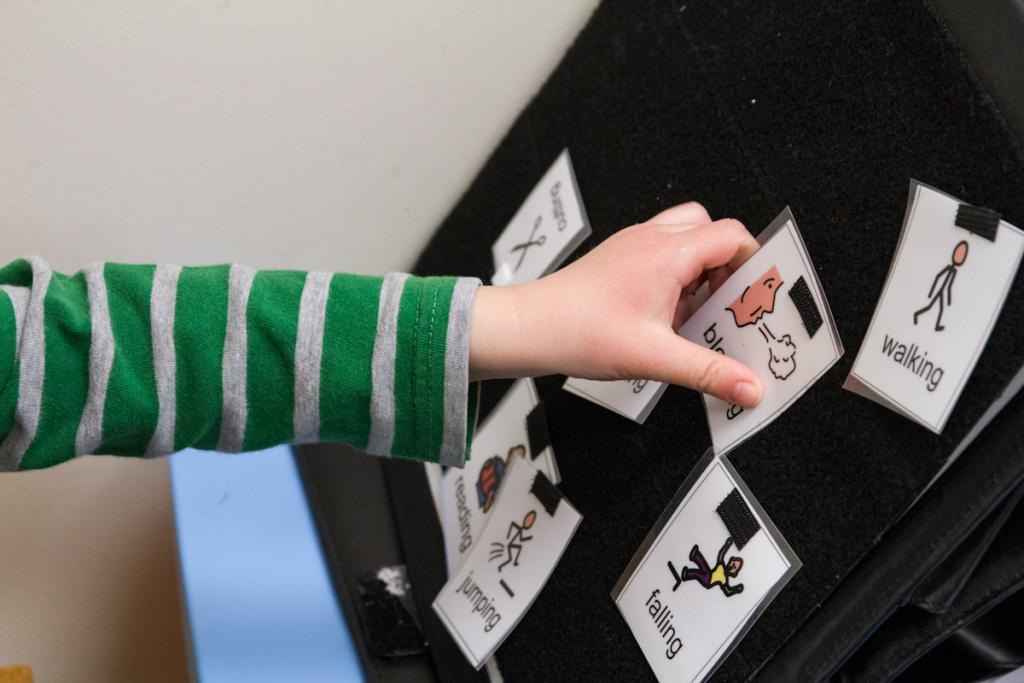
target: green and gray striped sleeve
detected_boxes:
[0,258,481,471]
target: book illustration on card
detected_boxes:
[477,445,526,514]
[913,240,968,332]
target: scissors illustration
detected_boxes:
[511,215,546,272]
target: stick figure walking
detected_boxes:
[914,240,968,332]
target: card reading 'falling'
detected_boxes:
[564,209,843,456]
[845,181,1024,433]
[490,149,592,286]
[612,453,800,683]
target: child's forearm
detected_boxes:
[0,258,480,471]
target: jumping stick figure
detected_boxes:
[914,240,968,332]
[511,216,546,272]
[489,510,537,572]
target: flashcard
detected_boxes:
[490,149,592,286]
[845,181,1024,433]
[565,209,844,456]
[442,379,560,574]
[612,453,800,683]
[433,456,582,669]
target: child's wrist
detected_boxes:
[469,284,551,381]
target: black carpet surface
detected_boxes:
[412,1,1024,679]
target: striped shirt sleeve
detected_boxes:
[0,258,480,471]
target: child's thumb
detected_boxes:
[649,333,763,408]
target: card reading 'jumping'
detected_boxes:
[845,181,1024,433]
[564,209,843,456]
[434,456,581,669]
[490,149,592,286]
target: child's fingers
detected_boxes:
[669,219,751,284]
[645,201,712,227]
[646,332,763,407]
[728,229,760,271]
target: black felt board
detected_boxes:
[411,1,1024,680]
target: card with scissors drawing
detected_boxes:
[490,149,592,286]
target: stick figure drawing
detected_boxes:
[489,510,537,572]
[914,240,968,332]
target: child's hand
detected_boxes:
[470,202,764,408]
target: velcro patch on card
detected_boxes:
[787,276,823,338]
[716,488,761,550]
[955,203,1001,242]
[530,470,562,517]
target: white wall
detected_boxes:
[0,2,597,679]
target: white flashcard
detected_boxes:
[441,379,560,575]
[565,209,844,456]
[491,149,592,286]
[612,453,800,683]
[845,181,1024,433]
[434,456,582,669]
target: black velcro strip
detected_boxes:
[526,402,551,460]
[787,276,823,338]
[530,470,562,517]
[955,204,1000,241]
[716,488,761,550]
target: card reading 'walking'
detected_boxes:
[612,453,800,683]
[845,181,1024,433]
[441,379,559,574]
[434,457,582,669]
[564,209,843,456]
[490,149,592,286]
